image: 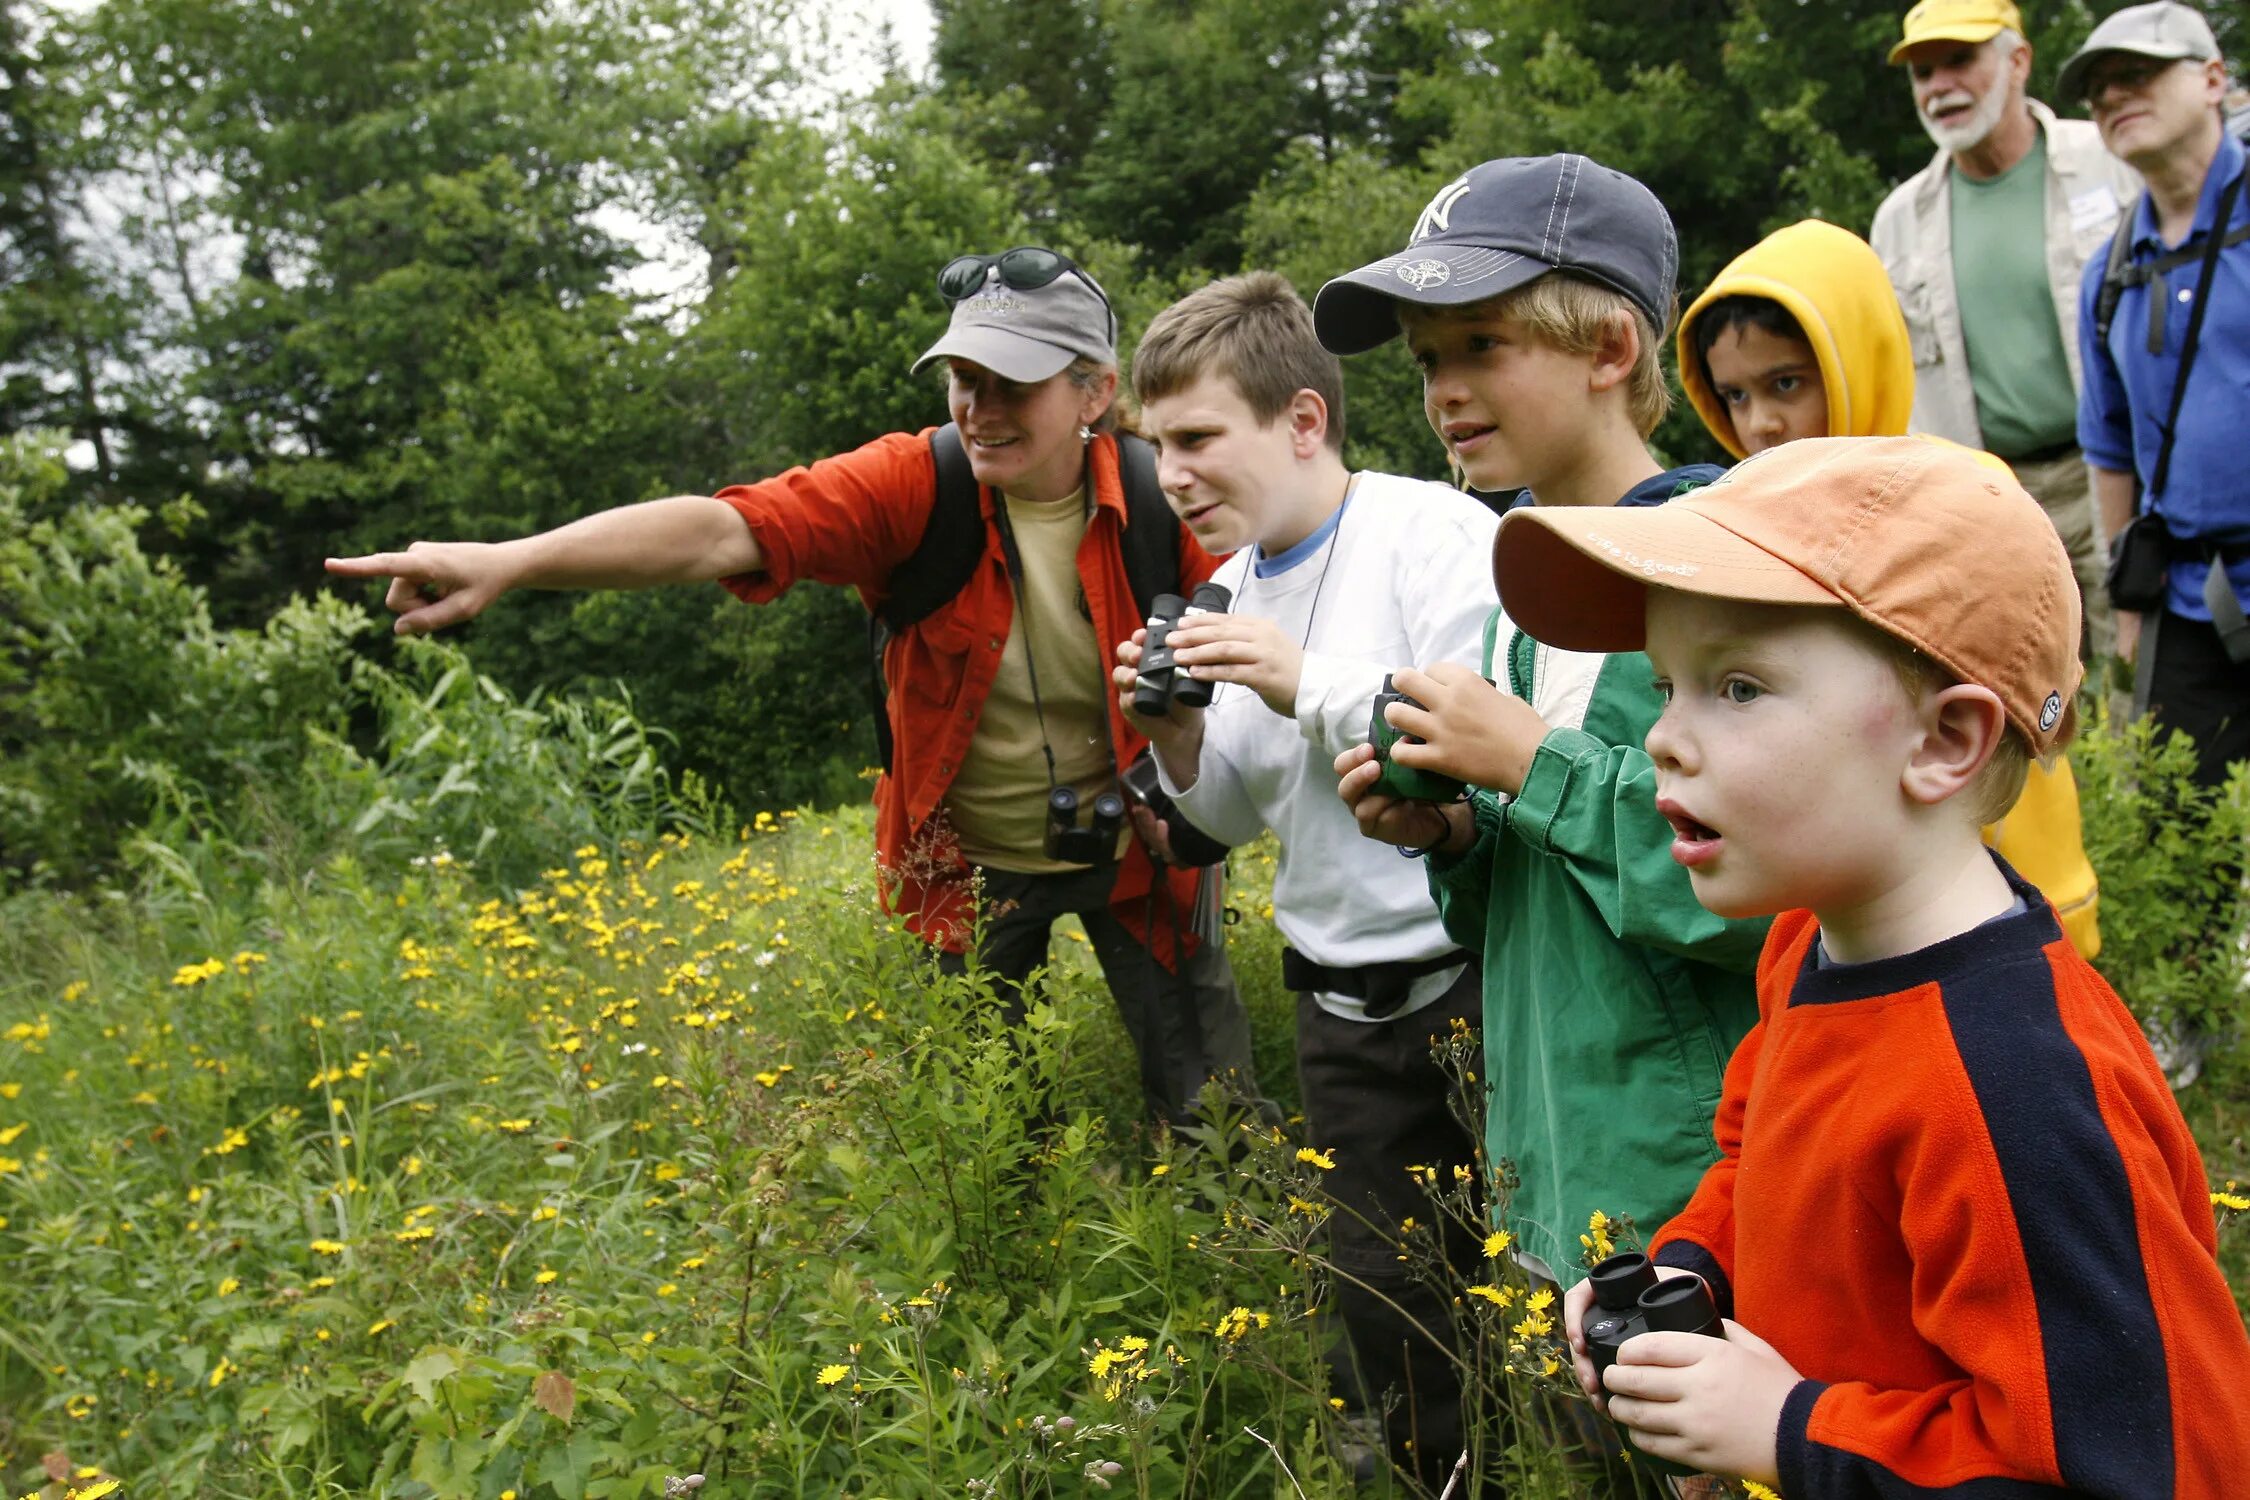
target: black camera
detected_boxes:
[1119,753,1231,868]
[1582,1251,1723,1474]
[1133,582,1233,718]
[1368,673,1466,802]
[1045,785,1127,866]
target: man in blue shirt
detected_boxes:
[2073,3,2249,789]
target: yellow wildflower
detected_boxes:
[534,1268,558,1285]
[209,1356,235,1387]
[217,1277,240,1296]
[816,1363,850,1387]
[368,1319,396,1336]
[1482,1229,1513,1259]
[308,1238,345,1255]
[1295,1148,1336,1170]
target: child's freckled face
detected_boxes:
[1642,593,1923,920]
[1703,324,1828,455]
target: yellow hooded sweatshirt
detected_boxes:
[1678,218,1913,459]
[1678,219,2100,959]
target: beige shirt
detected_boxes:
[1870,100,2143,449]
[944,488,1127,871]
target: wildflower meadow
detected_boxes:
[6,781,2250,1499]
[7,436,2250,1497]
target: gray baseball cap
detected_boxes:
[2058,2,2221,105]
[909,263,1117,382]
[1313,154,1680,356]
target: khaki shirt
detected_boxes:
[1870,100,2143,448]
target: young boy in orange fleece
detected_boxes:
[1512,437,2250,1494]
[1678,218,2101,963]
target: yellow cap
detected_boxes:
[1888,0,2025,64]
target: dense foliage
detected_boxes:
[2,0,2196,820]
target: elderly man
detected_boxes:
[2073,3,2248,771]
[1872,0,2142,662]
[2070,2,2246,1090]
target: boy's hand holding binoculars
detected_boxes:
[1164,614,1303,720]
[1562,1258,1798,1487]
[1334,745,1474,856]
[1373,663,1550,797]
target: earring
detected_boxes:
[1079,425,1092,442]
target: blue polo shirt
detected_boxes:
[2077,129,2250,621]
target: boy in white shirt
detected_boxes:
[1111,272,1500,1486]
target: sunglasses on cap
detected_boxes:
[938,246,1114,321]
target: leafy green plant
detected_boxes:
[2072,702,2250,1046]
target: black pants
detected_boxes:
[1298,965,1485,1490]
[936,860,1259,1122]
[2147,610,2250,789]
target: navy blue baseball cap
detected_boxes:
[1314,154,1680,355]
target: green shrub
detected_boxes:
[0,429,710,900]
[2073,701,2250,1044]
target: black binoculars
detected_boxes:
[1133,582,1233,718]
[1582,1251,1724,1476]
[1583,1251,1724,1378]
[1369,673,1466,802]
[1045,785,1126,866]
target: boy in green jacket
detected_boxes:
[1318,155,1768,1286]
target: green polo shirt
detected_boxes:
[1950,133,2081,458]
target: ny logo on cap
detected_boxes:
[1413,177,1472,244]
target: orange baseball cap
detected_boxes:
[1493,436,2083,754]
[1888,0,2025,64]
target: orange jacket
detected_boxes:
[713,429,1218,957]
[1651,862,2250,1496]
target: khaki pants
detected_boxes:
[2011,448,2113,664]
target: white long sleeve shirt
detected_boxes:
[1159,471,1502,1021]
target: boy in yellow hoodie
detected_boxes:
[1676,218,2099,957]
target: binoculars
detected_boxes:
[1133,582,1233,718]
[1045,785,1127,866]
[1369,674,1466,802]
[1582,1251,1725,1476]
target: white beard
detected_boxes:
[1920,83,2011,153]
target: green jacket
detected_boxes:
[1429,616,1768,1280]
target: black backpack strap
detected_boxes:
[2097,187,2250,358]
[2094,189,2142,355]
[866,427,1181,777]
[869,423,989,775]
[1112,431,1184,615]
[882,424,986,631]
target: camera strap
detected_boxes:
[989,498,1071,795]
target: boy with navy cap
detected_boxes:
[1323,156,1766,1326]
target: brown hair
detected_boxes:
[1130,272,1347,451]
[1405,273,1673,438]
[1067,357,1130,436]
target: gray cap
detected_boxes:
[1314,154,1679,356]
[909,267,1116,382]
[2058,2,2221,105]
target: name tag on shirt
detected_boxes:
[2069,187,2123,239]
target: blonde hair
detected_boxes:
[1131,273,1347,450]
[1404,273,1673,437]
[1866,623,2035,827]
